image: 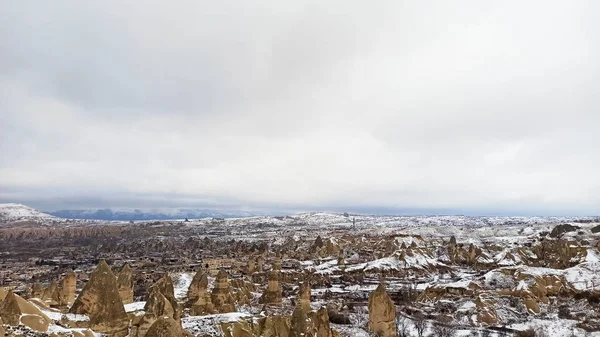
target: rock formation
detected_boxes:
[116,263,134,304]
[186,270,215,315]
[31,282,44,299]
[134,287,175,337]
[70,260,129,336]
[62,269,77,304]
[290,282,336,337]
[312,307,333,337]
[259,271,282,305]
[211,270,236,313]
[152,274,180,319]
[272,257,282,271]
[0,290,50,332]
[290,282,316,337]
[41,280,66,308]
[146,317,188,337]
[247,260,256,274]
[257,256,264,273]
[368,283,396,337]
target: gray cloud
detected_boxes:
[1,1,599,215]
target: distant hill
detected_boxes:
[47,208,258,221]
[0,203,56,222]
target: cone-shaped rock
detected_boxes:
[42,280,66,308]
[152,274,180,320]
[290,282,315,337]
[272,257,282,271]
[257,257,264,273]
[211,270,236,313]
[70,260,128,336]
[185,270,215,315]
[62,269,78,304]
[0,290,50,332]
[146,317,186,337]
[0,290,21,326]
[117,263,134,304]
[368,283,396,337]
[312,307,334,337]
[186,270,209,300]
[31,282,44,299]
[135,287,175,337]
[259,271,282,305]
[297,282,311,312]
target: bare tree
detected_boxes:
[353,306,369,330]
[413,313,428,337]
[431,318,457,337]
[395,316,410,337]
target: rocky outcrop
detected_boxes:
[62,269,77,304]
[0,317,4,337]
[146,317,188,337]
[116,263,134,304]
[186,270,215,316]
[257,257,264,273]
[42,280,66,308]
[134,287,175,337]
[230,278,255,306]
[272,257,281,272]
[31,282,44,299]
[289,282,335,337]
[290,282,315,337]
[256,315,291,337]
[368,283,396,337]
[211,270,236,313]
[153,274,181,320]
[0,290,50,332]
[312,307,333,337]
[549,224,579,238]
[259,272,282,305]
[70,260,129,336]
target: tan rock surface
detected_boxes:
[69,260,129,336]
[117,263,135,304]
[368,283,396,337]
[259,272,282,305]
[62,269,78,304]
[211,270,236,313]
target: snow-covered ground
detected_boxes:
[172,272,194,300]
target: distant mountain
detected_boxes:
[0,203,56,221]
[47,208,258,221]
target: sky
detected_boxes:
[1,1,599,215]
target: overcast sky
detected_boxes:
[1,1,599,215]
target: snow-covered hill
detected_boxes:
[0,203,56,221]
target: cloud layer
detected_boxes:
[1,1,599,214]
